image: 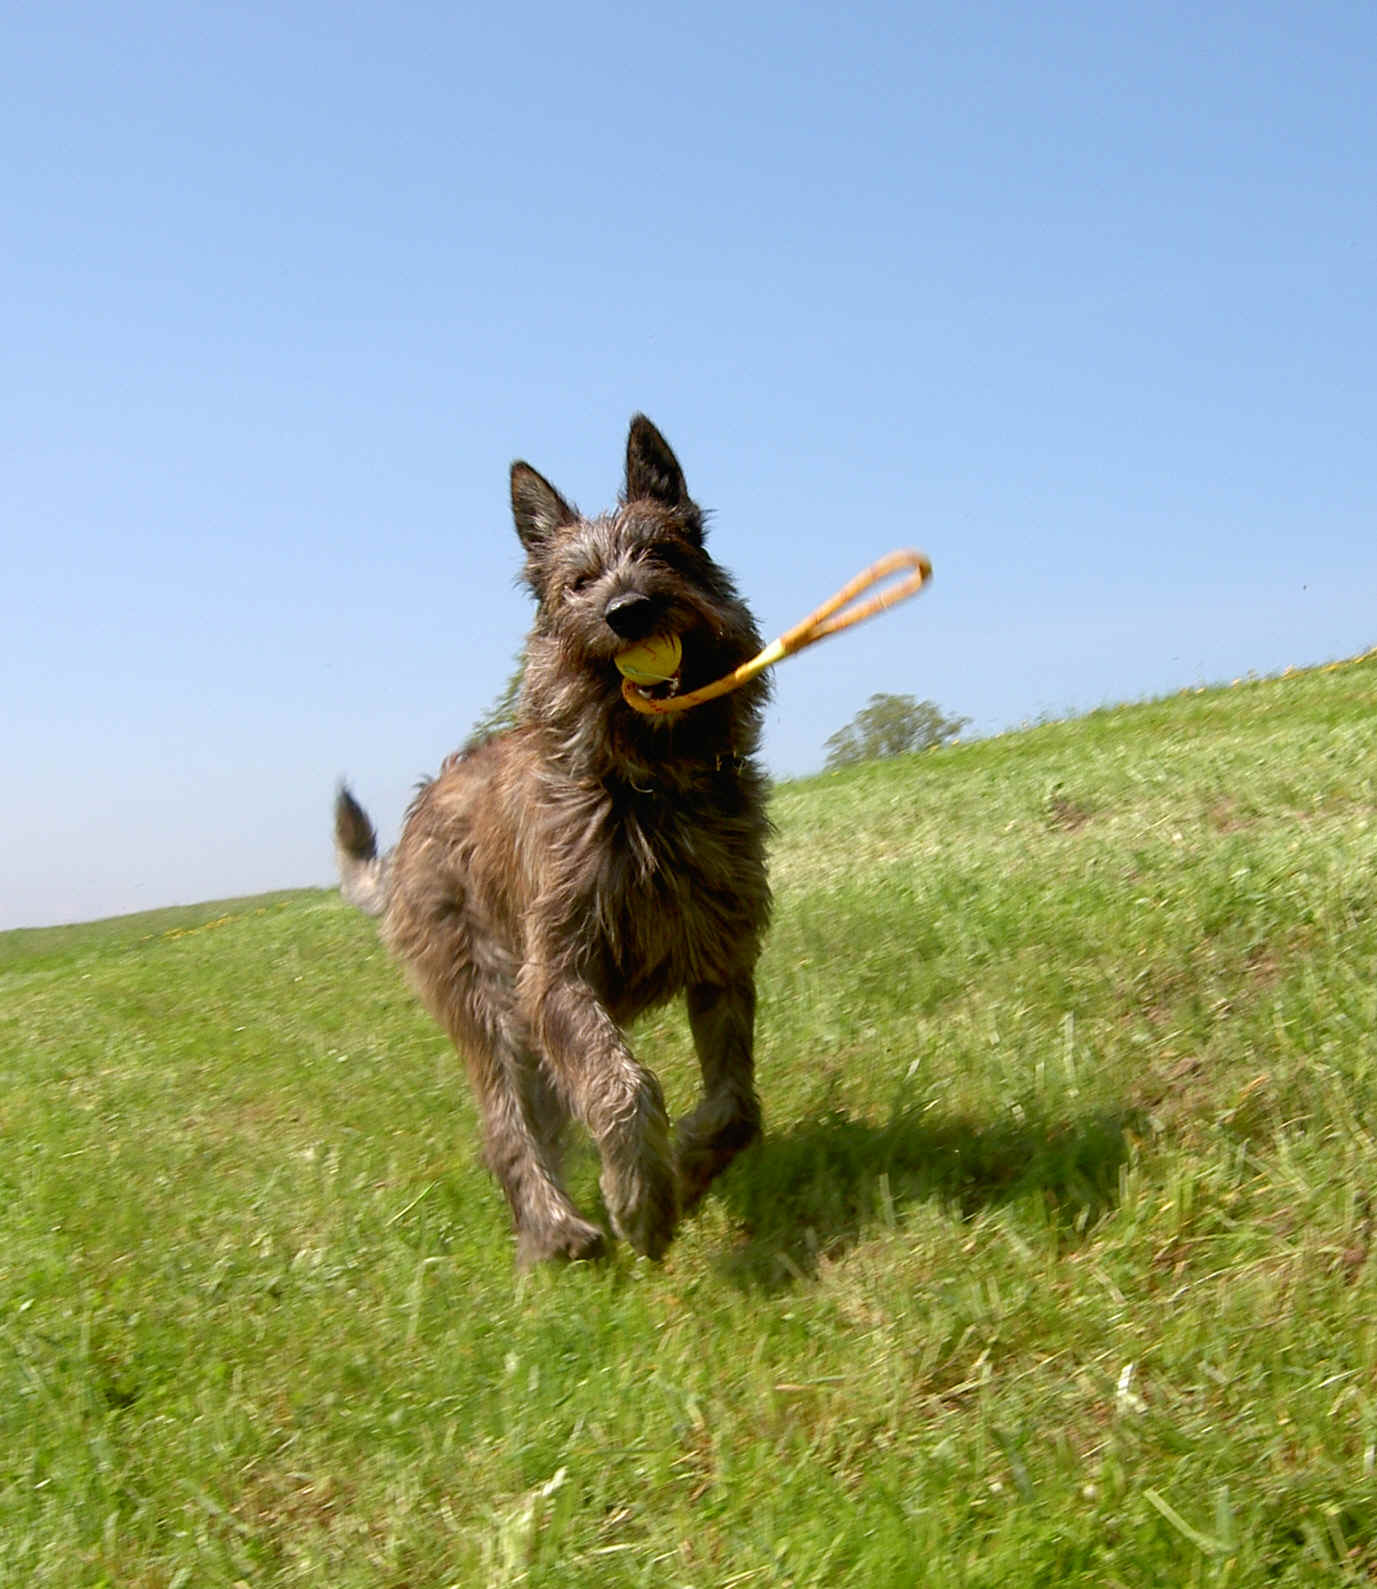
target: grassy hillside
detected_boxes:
[4,654,1375,1586]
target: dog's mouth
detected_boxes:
[613,633,683,702]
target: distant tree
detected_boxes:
[464,654,525,751]
[823,693,969,770]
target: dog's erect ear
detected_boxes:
[624,415,703,540]
[510,462,577,560]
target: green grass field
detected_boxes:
[4,654,1376,1586]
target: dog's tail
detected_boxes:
[334,784,390,917]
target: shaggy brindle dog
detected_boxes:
[335,416,770,1266]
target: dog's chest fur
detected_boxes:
[394,737,769,1024]
[560,777,769,1017]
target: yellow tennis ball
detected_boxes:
[614,632,683,685]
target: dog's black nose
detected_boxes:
[604,592,659,641]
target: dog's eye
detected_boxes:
[568,572,595,595]
[643,542,697,577]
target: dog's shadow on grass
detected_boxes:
[708,1102,1142,1291]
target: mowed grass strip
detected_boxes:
[3,654,1375,1586]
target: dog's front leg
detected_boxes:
[677,978,763,1209]
[524,970,678,1259]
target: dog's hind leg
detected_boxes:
[469,1015,608,1269]
[386,875,605,1267]
[411,953,606,1267]
[676,978,763,1209]
[523,971,679,1260]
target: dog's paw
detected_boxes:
[604,1158,679,1260]
[675,1107,762,1211]
[515,1215,608,1269]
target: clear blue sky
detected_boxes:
[4,0,1374,929]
